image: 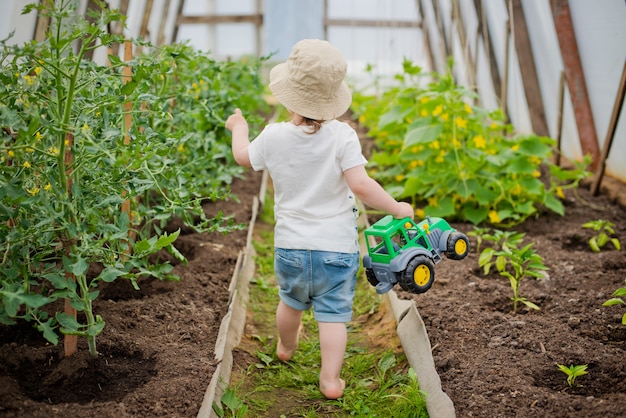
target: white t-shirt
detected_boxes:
[248,119,367,253]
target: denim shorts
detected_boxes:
[274,248,359,323]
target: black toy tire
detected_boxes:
[399,255,435,294]
[365,268,379,287]
[445,232,470,260]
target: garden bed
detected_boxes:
[396,181,626,417]
[0,170,263,418]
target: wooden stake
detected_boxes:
[591,60,626,195]
[64,133,78,357]
[555,71,566,167]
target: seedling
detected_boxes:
[582,219,621,252]
[213,389,248,417]
[602,278,626,325]
[495,242,547,312]
[557,364,588,388]
[474,228,526,275]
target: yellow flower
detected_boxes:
[177,143,185,152]
[435,155,444,163]
[464,103,473,114]
[556,187,565,199]
[532,170,541,178]
[415,208,425,219]
[530,156,542,165]
[44,183,52,191]
[427,196,438,207]
[419,97,429,104]
[441,113,449,121]
[48,146,59,154]
[359,115,366,123]
[64,138,70,147]
[35,132,43,141]
[420,109,429,117]
[410,160,419,169]
[26,147,34,153]
[81,122,90,133]
[511,184,523,195]
[454,117,467,129]
[34,67,43,75]
[488,210,500,223]
[473,135,486,149]
[23,161,31,168]
[432,105,443,116]
[452,138,461,148]
[8,150,15,158]
[429,140,440,150]
[395,174,405,182]
[512,144,520,151]
[490,122,499,129]
[27,186,39,196]
[23,75,34,85]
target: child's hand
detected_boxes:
[394,202,415,220]
[226,108,248,132]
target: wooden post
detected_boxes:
[591,61,626,195]
[122,40,133,252]
[555,70,566,166]
[501,18,510,120]
[550,0,600,169]
[511,0,549,136]
[474,0,502,101]
[63,133,78,357]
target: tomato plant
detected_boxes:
[0,0,268,355]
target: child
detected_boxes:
[225,39,413,400]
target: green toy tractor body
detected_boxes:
[363,215,469,294]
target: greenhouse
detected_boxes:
[1,0,625,417]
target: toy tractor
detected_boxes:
[363,215,469,294]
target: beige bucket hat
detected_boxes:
[269,39,352,120]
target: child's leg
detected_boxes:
[318,321,347,399]
[276,300,303,361]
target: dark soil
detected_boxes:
[400,180,626,418]
[1,119,625,417]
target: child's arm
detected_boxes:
[344,165,414,219]
[225,108,252,167]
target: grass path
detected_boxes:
[215,198,429,417]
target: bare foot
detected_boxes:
[276,339,297,362]
[320,378,345,400]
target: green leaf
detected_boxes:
[378,352,396,373]
[44,272,77,291]
[602,298,625,307]
[544,193,564,216]
[403,124,443,150]
[424,196,455,218]
[37,318,59,345]
[611,238,621,251]
[521,299,541,310]
[478,248,494,267]
[56,312,82,334]
[87,316,105,336]
[156,229,180,249]
[99,267,125,283]
[463,205,488,225]
[613,288,626,297]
